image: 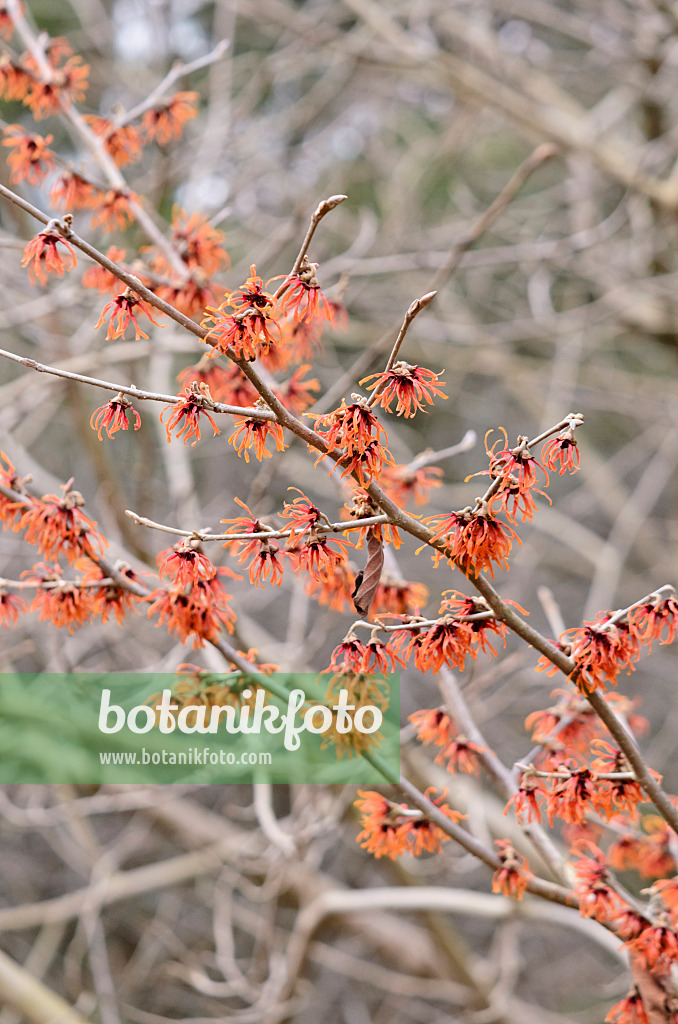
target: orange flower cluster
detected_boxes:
[329,632,406,675]
[50,170,103,212]
[177,361,258,408]
[220,493,359,592]
[203,265,281,360]
[312,398,393,485]
[538,595,678,694]
[10,484,107,564]
[144,207,229,317]
[24,562,94,633]
[409,706,485,775]
[355,789,464,859]
[424,502,521,578]
[147,568,238,648]
[0,38,89,120]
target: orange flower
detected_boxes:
[146,206,228,279]
[24,563,95,634]
[410,619,476,672]
[628,593,678,650]
[342,488,401,549]
[176,361,255,408]
[504,774,546,824]
[90,394,141,439]
[275,365,319,413]
[90,190,137,231]
[313,399,387,458]
[372,578,428,616]
[203,306,280,360]
[147,569,237,647]
[0,58,31,102]
[280,489,327,541]
[359,637,407,674]
[228,264,278,313]
[203,265,281,358]
[3,125,54,184]
[340,439,394,485]
[0,589,27,627]
[142,92,199,144]
[425,505,520,578]
[329,634,369,674]
[161,383,220,446]
[25,56,89,118]
[287,530,352,581]
[523,687,597,752]
[228,418,285,462]
[483,429,548,492]
[247,542,285,588]
[626,918,678,970]
[157,539,215,587]
[21,228,77,287]
[409,707,455,748]
[436,735,485,775]
[542,429,580,474]
[82,246,129,293]
[76,559,143,625]
[354,791,414,859]
[560,615,640,693]
[605,990,648,1024]
[491,840,533,900]
[220,497,269,557]
[0,451,25,527]
[355,789,462,860]
[95,290,163,340]
[15,485,107,563]
[571,841,621,921]
[276,318,323,365]
[361,363,447,418]
[304,563,355,612]
[591,740,657,817]
[406,789,465,856]
[84,116,143,166]
[276,260,332,323]
[545,764,600,825]
[380,463,443,506]
[50,170,102,210]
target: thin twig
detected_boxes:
[0,347,276,420]
[273,195,348,300]
[124,509,388,541]
[365,290,437,408]
[312,144,558,415]
[117,40,230,127]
